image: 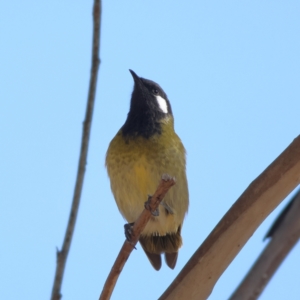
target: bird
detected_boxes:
[105,70,189,270]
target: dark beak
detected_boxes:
[129,69,142,85]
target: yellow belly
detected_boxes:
[106,128,189,236]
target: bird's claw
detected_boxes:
[145,195,159,216]
[160,202,174,214]
[124,223,137,249]
[151,208,159,217]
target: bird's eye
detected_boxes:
[152,89,159,95]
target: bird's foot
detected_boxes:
[160,202,174,215]
[145,195,159,216]
[124,223,137,249]
[124,222,134,240]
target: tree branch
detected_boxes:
[159,135,300,300]
[50,1,101,299]
[99,174,176,300]
[229,189,300,300]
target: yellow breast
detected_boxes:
[106,123,189,236]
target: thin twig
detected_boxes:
[99,174,176,300]
[50,1,101,299]
[229,189,300,300]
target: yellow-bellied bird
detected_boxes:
[106,70,189,270]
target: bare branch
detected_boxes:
[229,189,300,300]
[50,1,101,299]
[159,135,300,300]
[99,175,176,300]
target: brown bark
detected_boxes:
[229,190,300,300]
[159,136,300,300]
[99,175,176,300]
[50,1,101,299]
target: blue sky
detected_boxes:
[1,1,300,299]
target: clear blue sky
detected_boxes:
[1,1,300,299]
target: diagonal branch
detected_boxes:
[50,1,102,299]
[159,135,300,300]
[99,174,176,300]
[229,189,300,300]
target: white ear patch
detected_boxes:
[155,95,168,114]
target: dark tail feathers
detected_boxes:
[139,226,182,270]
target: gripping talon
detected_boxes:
[145,195,159,216]
[124,223,133,241]
[160,202,174,215]
[124,223,137,249]
[151,207,159,217]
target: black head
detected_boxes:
[122,70,173,138]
